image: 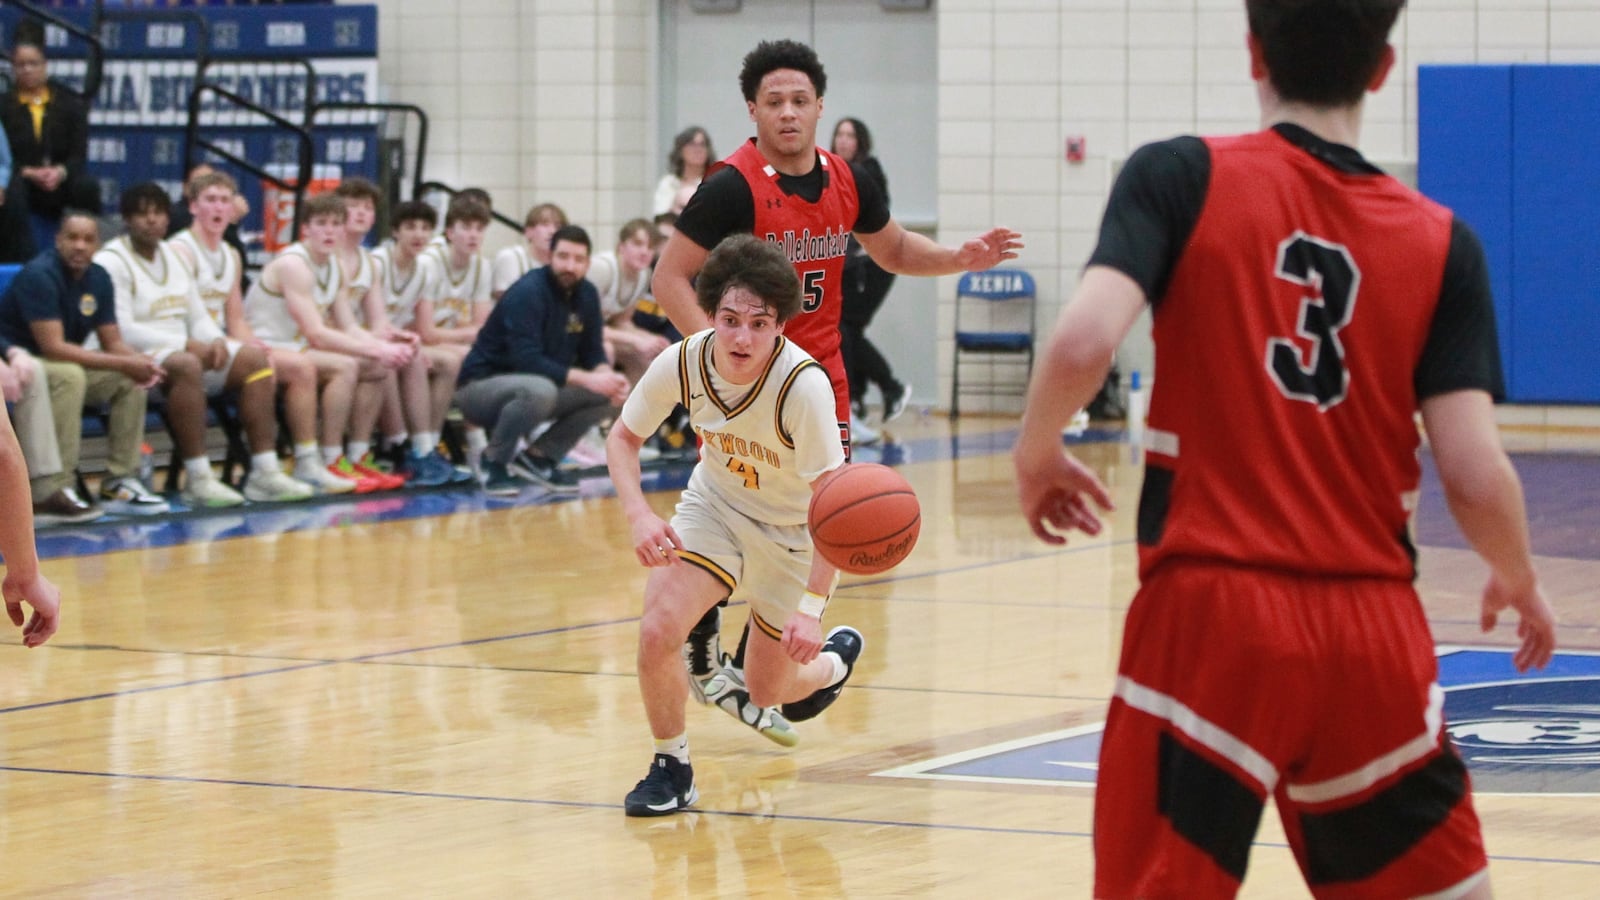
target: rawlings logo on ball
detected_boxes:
[809,463,921,575]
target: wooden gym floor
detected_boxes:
[2,412,1597,897]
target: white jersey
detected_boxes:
[426,244,491,329]
[168,228,241,330]
[586,251,651,321]
[337,246,378,325]
[619,330,843,527]
[492,244,537,295]
[243,243,344,351]
[369,244,442,330]
[93,236,223,355]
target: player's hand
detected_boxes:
[1013,433,1113,545]
[630,515,682,568]
[123,355,165,388]
[1481,572,1556,672]
[781,612,823,664]
[9,350,37,390]
[956,227,1023,271]
[594,371,631,406]
[4,570,62,648]
[373,341,413,369]
[206,339,230,371]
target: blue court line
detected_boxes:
[0,763,1595,869]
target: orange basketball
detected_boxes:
[808,463,921,575]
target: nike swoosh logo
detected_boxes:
[690,393,704,399]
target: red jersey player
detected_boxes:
[652,39,1021,746]
[1012,2,1556,898]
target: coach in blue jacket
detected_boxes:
[456,224,630,494]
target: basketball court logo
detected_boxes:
[875,648,1600,796]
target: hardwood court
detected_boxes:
[1,414,1596,897]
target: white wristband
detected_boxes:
[798,590,828,619]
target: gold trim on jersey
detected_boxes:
[676,550,735,593]
[181,230,230,282]
[383,251,420,297]
[698,335,787,421]
[431,245,482,297]
[750,610,783,641]
[676,339,692,410]
[773,359,822,450]
[106,238,171,287]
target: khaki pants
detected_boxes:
[30,359,147,501]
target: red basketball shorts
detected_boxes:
[1094,562,1488,899]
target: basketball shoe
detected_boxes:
[682,607,723,704]
[781,626,864,722]
[700,662,800,748]
[624,754,698,817]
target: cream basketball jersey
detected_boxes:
[426,244,491,328]
[169,228,241,329]
[619,330,843,527]
[339,246,378,325]
[369,244,442,330]
[94,236,223,354]
[244,243,344,350]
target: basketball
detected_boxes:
[808,464,921,575]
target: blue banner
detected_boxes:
[0,5,377,58]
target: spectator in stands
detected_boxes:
[492,202,567,301]
[242,193,410,493]
[455,224,629,496]
[169,169,351,497]
[654,126,714,216]
[97,182,315,507]
[0,210,168,517]
[336,180,457,487]
[589,218,669,385]
[0,29,100,263]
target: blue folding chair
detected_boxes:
[950,268,1036,418]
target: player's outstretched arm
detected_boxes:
[1421,389,1556,672]
[650,233,714,337]
[855,220,1022,277]
[1014,266,1144,544]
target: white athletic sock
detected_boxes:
[465,427,487,453]
[184,456,212,483]
[251,451,281,475]
[384,432,408,451]
[411,433,433,456]
[653,734,690,765]
[348,440,372,462]
[321,445,343,466]
[822,652,848,689]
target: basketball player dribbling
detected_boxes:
[650,38,1023,743]
[609,235,863,817]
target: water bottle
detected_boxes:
[1126,371,1146,448]
[139,441,156,485]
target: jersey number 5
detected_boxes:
[801,270,825,313]
[1266,231,1359,410]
